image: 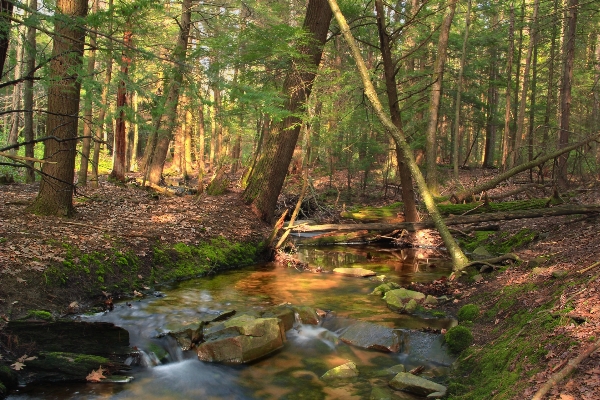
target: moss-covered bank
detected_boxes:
[42,237,262,299]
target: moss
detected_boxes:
[24,310,53,321]
[457,304,480,322]
[460,228,537,255]
[444,326,473,354]
[0,365,17,391]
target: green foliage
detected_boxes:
[24,310,53,321]
[444,325,474,354]
[457,304,480,322]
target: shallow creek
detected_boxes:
[9,245,456,399]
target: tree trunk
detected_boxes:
[78,0,98,186]
[242,0,332,223]
[453,0,472,177]
[501,4,515,170]
[8,30,24,152]
[145,0,192,186]
[374,0,418,222]
[542,0,559,146]
[27,0,88,217]
[196,99,206,192]
[425,0,456,195]
[327,0,469,272]
[0,0,13,79]
[91,0,113,187]
[110,26,133,182]
[483,12,499,169]
[514,0,539,167]
[130,91,138,171]
[557,0,578,188]
[23,0,37,183]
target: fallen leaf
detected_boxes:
[559,394,575,400]
[86,366,106,382]
[137,274,143,279]
[11,362,25,370]
[16,277,26,283]
[133,290,143,297]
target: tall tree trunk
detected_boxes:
[27,0,88,217]
[130,90,138,171]
[509,0,525,168]
[501,3,516,169]
[7,28,24,152]
[196,99,206,192]
[327,0,468,272]
[514,0,539,167]
[91,0,113,187]
[145,0,192,186]
[374,0,418,222]
[557,0,578,187]
[542,0,560,145]
[242,0,332,223]
[425,0,457,195]
[0,0,13,79]
[23,0,37,183]
[452,0,472,177]
[78,0,98,186]
[110,25,133,182]
[483,12,499,168]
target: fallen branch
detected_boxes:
[465,253,522,269]
[291,205,600,232]
[531,337,600,400]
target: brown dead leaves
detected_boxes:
[86,366,106,382]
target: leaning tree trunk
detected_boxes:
[242,0,333,223]
[27,0,88,217]
[557,0,578,188]
[145,0,192,186]
[327,0,469,272]
[374,0,418,222]
[425,0,456,195]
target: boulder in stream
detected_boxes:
[389,372,447,398]
[383,289,426,313]
[370,282,401,296]
[338,321,403,352]
[333,267,376,277]
[196,315,286,363]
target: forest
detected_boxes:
[0,0,599,399]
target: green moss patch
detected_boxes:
[457,304,479,323]
[444,325,473,354]
[460,228,538,255]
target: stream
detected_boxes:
[9,244,456,399]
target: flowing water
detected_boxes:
[9,245,456,399]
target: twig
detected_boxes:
[532,337,600,400]
[578,261,600,274]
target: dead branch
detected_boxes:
[465,253,522,269]
[488,183,549,201]
[451,133,600,203]
[531,337,600,400]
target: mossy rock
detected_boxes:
[444,325,473,354]
[457,304,480,322]
[0,365,17,392]
[25,351,123,382]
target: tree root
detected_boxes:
[531,337,600,400]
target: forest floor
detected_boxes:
[0,167,599,399]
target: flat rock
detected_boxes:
[339,321,402,352]
[389,372,447,397]
[384,289,426,312]
[321,361,359,380]
[333,267,376,277]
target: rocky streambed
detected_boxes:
[4,244,461,399]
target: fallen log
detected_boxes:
[291,205,600,233]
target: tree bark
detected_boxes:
[425,0,456,195]
[23,0,37,183]
[8,29,24,152]
[483,12,499,169]
[242,0,332,223]
[557,0,578,188]
[501,4,515,170]
[327,0,469,271]
[27,0,88,217]
[374,0,418,222]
